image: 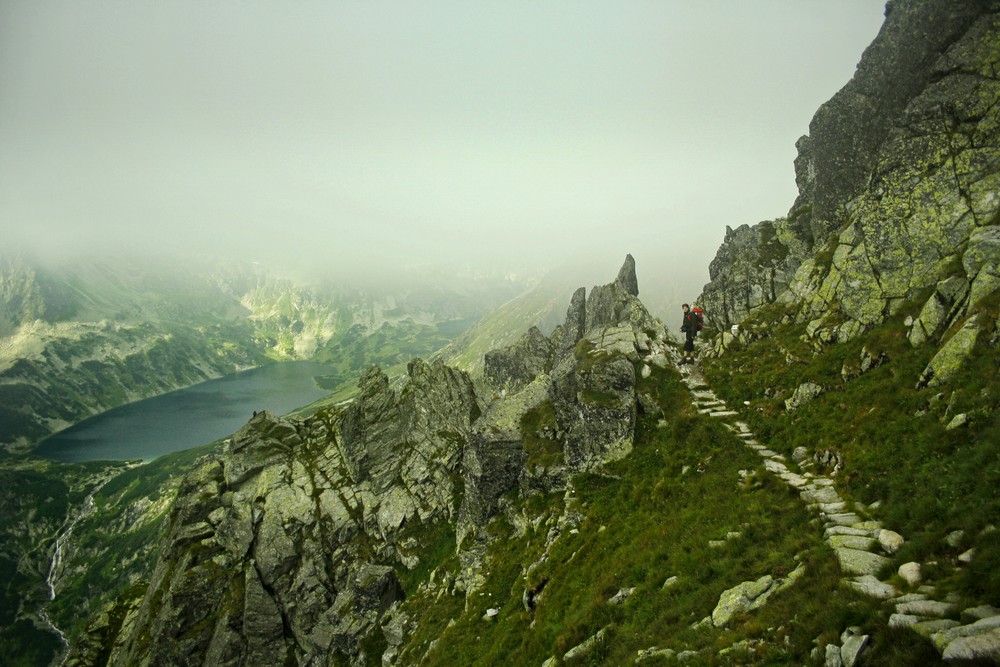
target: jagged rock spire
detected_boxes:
[616,254,639,296]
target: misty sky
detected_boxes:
[0,1,885,294]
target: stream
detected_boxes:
[38,463,142,662]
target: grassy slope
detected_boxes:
[389,363,895,666]
[697,296,1000,664]
[700,297,1000,604]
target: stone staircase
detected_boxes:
[676,361,1000,664]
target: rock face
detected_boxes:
[699,1,999,347]
[67,256,665,666]
[68,355,478,667]
[483,326,554,392]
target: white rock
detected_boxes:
[898,562,922,586]
[896,600,957,618]
[942,627,1000,661]
[841,633,869,667]
[878,529,904,554]
[958,548,976,564]
[962,605,1000,622]
[836,547,890,576]
[889,613,922,628]
[946,413,969,430]
[846,575,898,600]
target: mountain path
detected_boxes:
[669,358,1000,663]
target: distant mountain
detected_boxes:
[0,256,528,451]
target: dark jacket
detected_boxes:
[681,311,700,340]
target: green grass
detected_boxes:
[521,400,564,468]
[700,295,1000,607]
[393,363,874,665]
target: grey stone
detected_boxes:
[563,626,609,661]
[942,627,1000,662]
[912,618,961,638]
[877,529,904,554]
[616,253,639,296]
[483,326,554,393]
[918,316,981,389]
[899,562,922,586]
[846,575,898,600]
[636,647,676,663]
[785,382,824,411]
[835,547,890,576]
[932,615,1000,652]
[962,605,1000,622]
[889,614,922,628]
[607,587,636,605]
[828,534,875,551]
[896,600,957,618]
[711,575,775,627]
[840,633,869,667]
[824,643,843,667]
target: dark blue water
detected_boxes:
[34,362,332,462]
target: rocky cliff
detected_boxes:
[699,0,999,348]
[65,257,669,666]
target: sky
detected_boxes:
[0,1,886,300]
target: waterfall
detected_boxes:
[40,462,142,659]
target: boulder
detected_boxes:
[899,562,922,586]
[917,316,982,389]
[712,575,775,627]
[785,382,824,412]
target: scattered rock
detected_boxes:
[607,587,636,605]
[840,627,869,667]
[878,529,904,554]
[899,562,922,586]
[562,626,609,661]
[785,382,824,412]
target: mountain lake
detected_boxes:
[33,361,333,462]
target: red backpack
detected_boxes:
[692,307,704,331]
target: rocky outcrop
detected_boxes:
[550,335,638,470]
[483,326,553,392]
[67,354,479,667]
[699,1,999,347]
[699,220,802,328]
[67,256,665,665]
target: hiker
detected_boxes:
[680,303,701,364]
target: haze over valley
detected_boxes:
[4,1,1000,666]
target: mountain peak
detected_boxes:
[616,253,639,296]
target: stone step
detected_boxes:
[896,600,958,618]
[826,526,876,539]
[835,547,891,576]
[828,534,876,551]
[825,513,864,527]
[801,486,841,505]
[846,575,898,600]
[913,619,962,638]
[818,501,848,513]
